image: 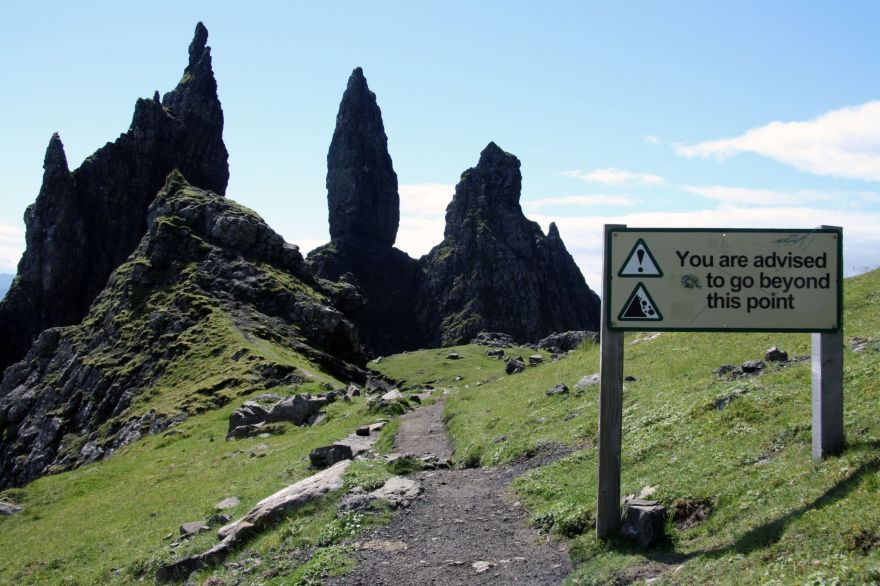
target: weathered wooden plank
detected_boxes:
[597,224,625,539]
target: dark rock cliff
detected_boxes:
[326,67,399,248]
[0,22,229,374]
[416,142,601,346]
[310,70,600,354]
[309,68,422,355]
[0,173,365,489]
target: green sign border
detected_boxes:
[605,227,843,333]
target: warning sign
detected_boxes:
[605,228,842,332]
[618,283,663,321]
[618,239,662,277]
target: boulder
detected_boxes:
[486,348,505,358]
[215,497,240,510]
[546,383,569,396]
[764,347,788,362]
[266,395,327,426]
[338,475,422,512]
[741,360,766,374]
[528,355,543,366]
[447,352,460,360]
[537,331,599,352]
[574,373,600,390]
[227,404,269,436]
[620,498,667,549]
[380,389,405,402]
[505,359,524,375]
[309,444,354,469]
[471,332,516,348]
[180,521,210,537]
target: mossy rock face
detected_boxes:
[0,174,366,489]
[0,23,228,375]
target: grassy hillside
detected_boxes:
[374,269,880,584]
[0,269,876,585]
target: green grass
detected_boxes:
[2,265,877,585]
[0,390,393,585]
[375,269,880,584]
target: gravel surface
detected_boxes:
[330,398,572,585]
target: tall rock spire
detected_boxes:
[162,21,229,195]
[0,134,87,370]
[326,67,399,248]
[309,67,421,355]
[0,23,230,374]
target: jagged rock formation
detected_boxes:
[0,22,229,373]
[309,69,600,354]
[309,68,422,355]
[0,173,365,489]
[416,142,600,346]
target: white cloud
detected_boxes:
[525,194,641,209]
[394,183,454,258]
[642,135,662,145]
[676,100,880,182]
[562,168,666,186]
[399,183,454,216]
[288,238,327,254]
[680,185,836,206]
[532,206,880,289]
[0,221,24,272]
[396,215,447,258]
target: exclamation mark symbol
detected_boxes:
[637,248,645,272]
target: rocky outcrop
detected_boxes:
[0,173,365,489]
[326,67,399,247]
[417,142,601,346]
[0,22,229,374]
[309,71,599,355]
[309,68,422,355]
[537,330,599,353]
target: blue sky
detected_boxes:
[1,1,878,287]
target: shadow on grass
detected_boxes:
[617,443,880,570]
[727,455,879,555]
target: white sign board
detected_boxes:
[606,228,842,332]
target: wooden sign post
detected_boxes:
[597,225,844,539]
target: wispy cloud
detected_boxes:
[680,185,837,206]
[399,183,454,216]
[525,194,641,209]
[676,100,880,182]
[532,206,880,288]
[562,168,666,186]
[642,135,662,145]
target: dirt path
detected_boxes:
[392,398,453,459]
[330,398,572,585]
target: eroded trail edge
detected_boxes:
[331,397,572,585]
